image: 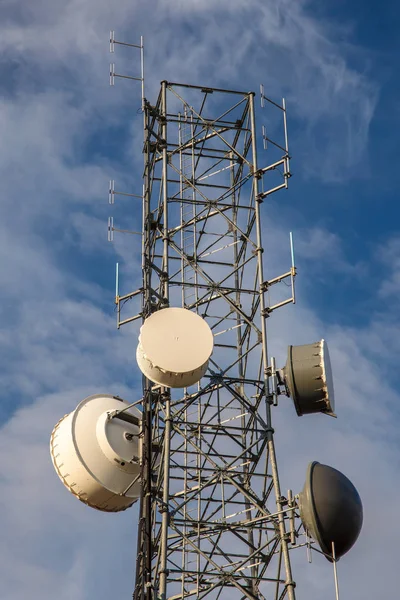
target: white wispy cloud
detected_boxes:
[377,235,400,300]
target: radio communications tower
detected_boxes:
[50,34,363,600]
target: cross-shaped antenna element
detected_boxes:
[109,31,145,110]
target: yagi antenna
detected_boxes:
[260,82,291,189]
[109,31,144,110]
[262,231,297,314]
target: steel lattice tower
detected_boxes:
[49,37,363,600]
[120,80,296,600]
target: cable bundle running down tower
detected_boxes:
[50,35,363,600]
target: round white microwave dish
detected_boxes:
[136,307,214,388]
[50,394,141,512]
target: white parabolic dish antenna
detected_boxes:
[50,394,142,512]
[136,307,214,388]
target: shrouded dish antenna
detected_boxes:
[50,394,142,512]
[299,461,363,561]
[282,339,335,416]
[136,307,214,388]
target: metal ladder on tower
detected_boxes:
[179,107,197,309]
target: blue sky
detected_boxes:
[1,1,399,598]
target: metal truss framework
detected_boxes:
[122,81,298,600]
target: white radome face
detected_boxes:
[50,394,142,512]
[320,339,335,414]
[136,307,214,388]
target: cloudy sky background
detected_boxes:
[1,0,399,598]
